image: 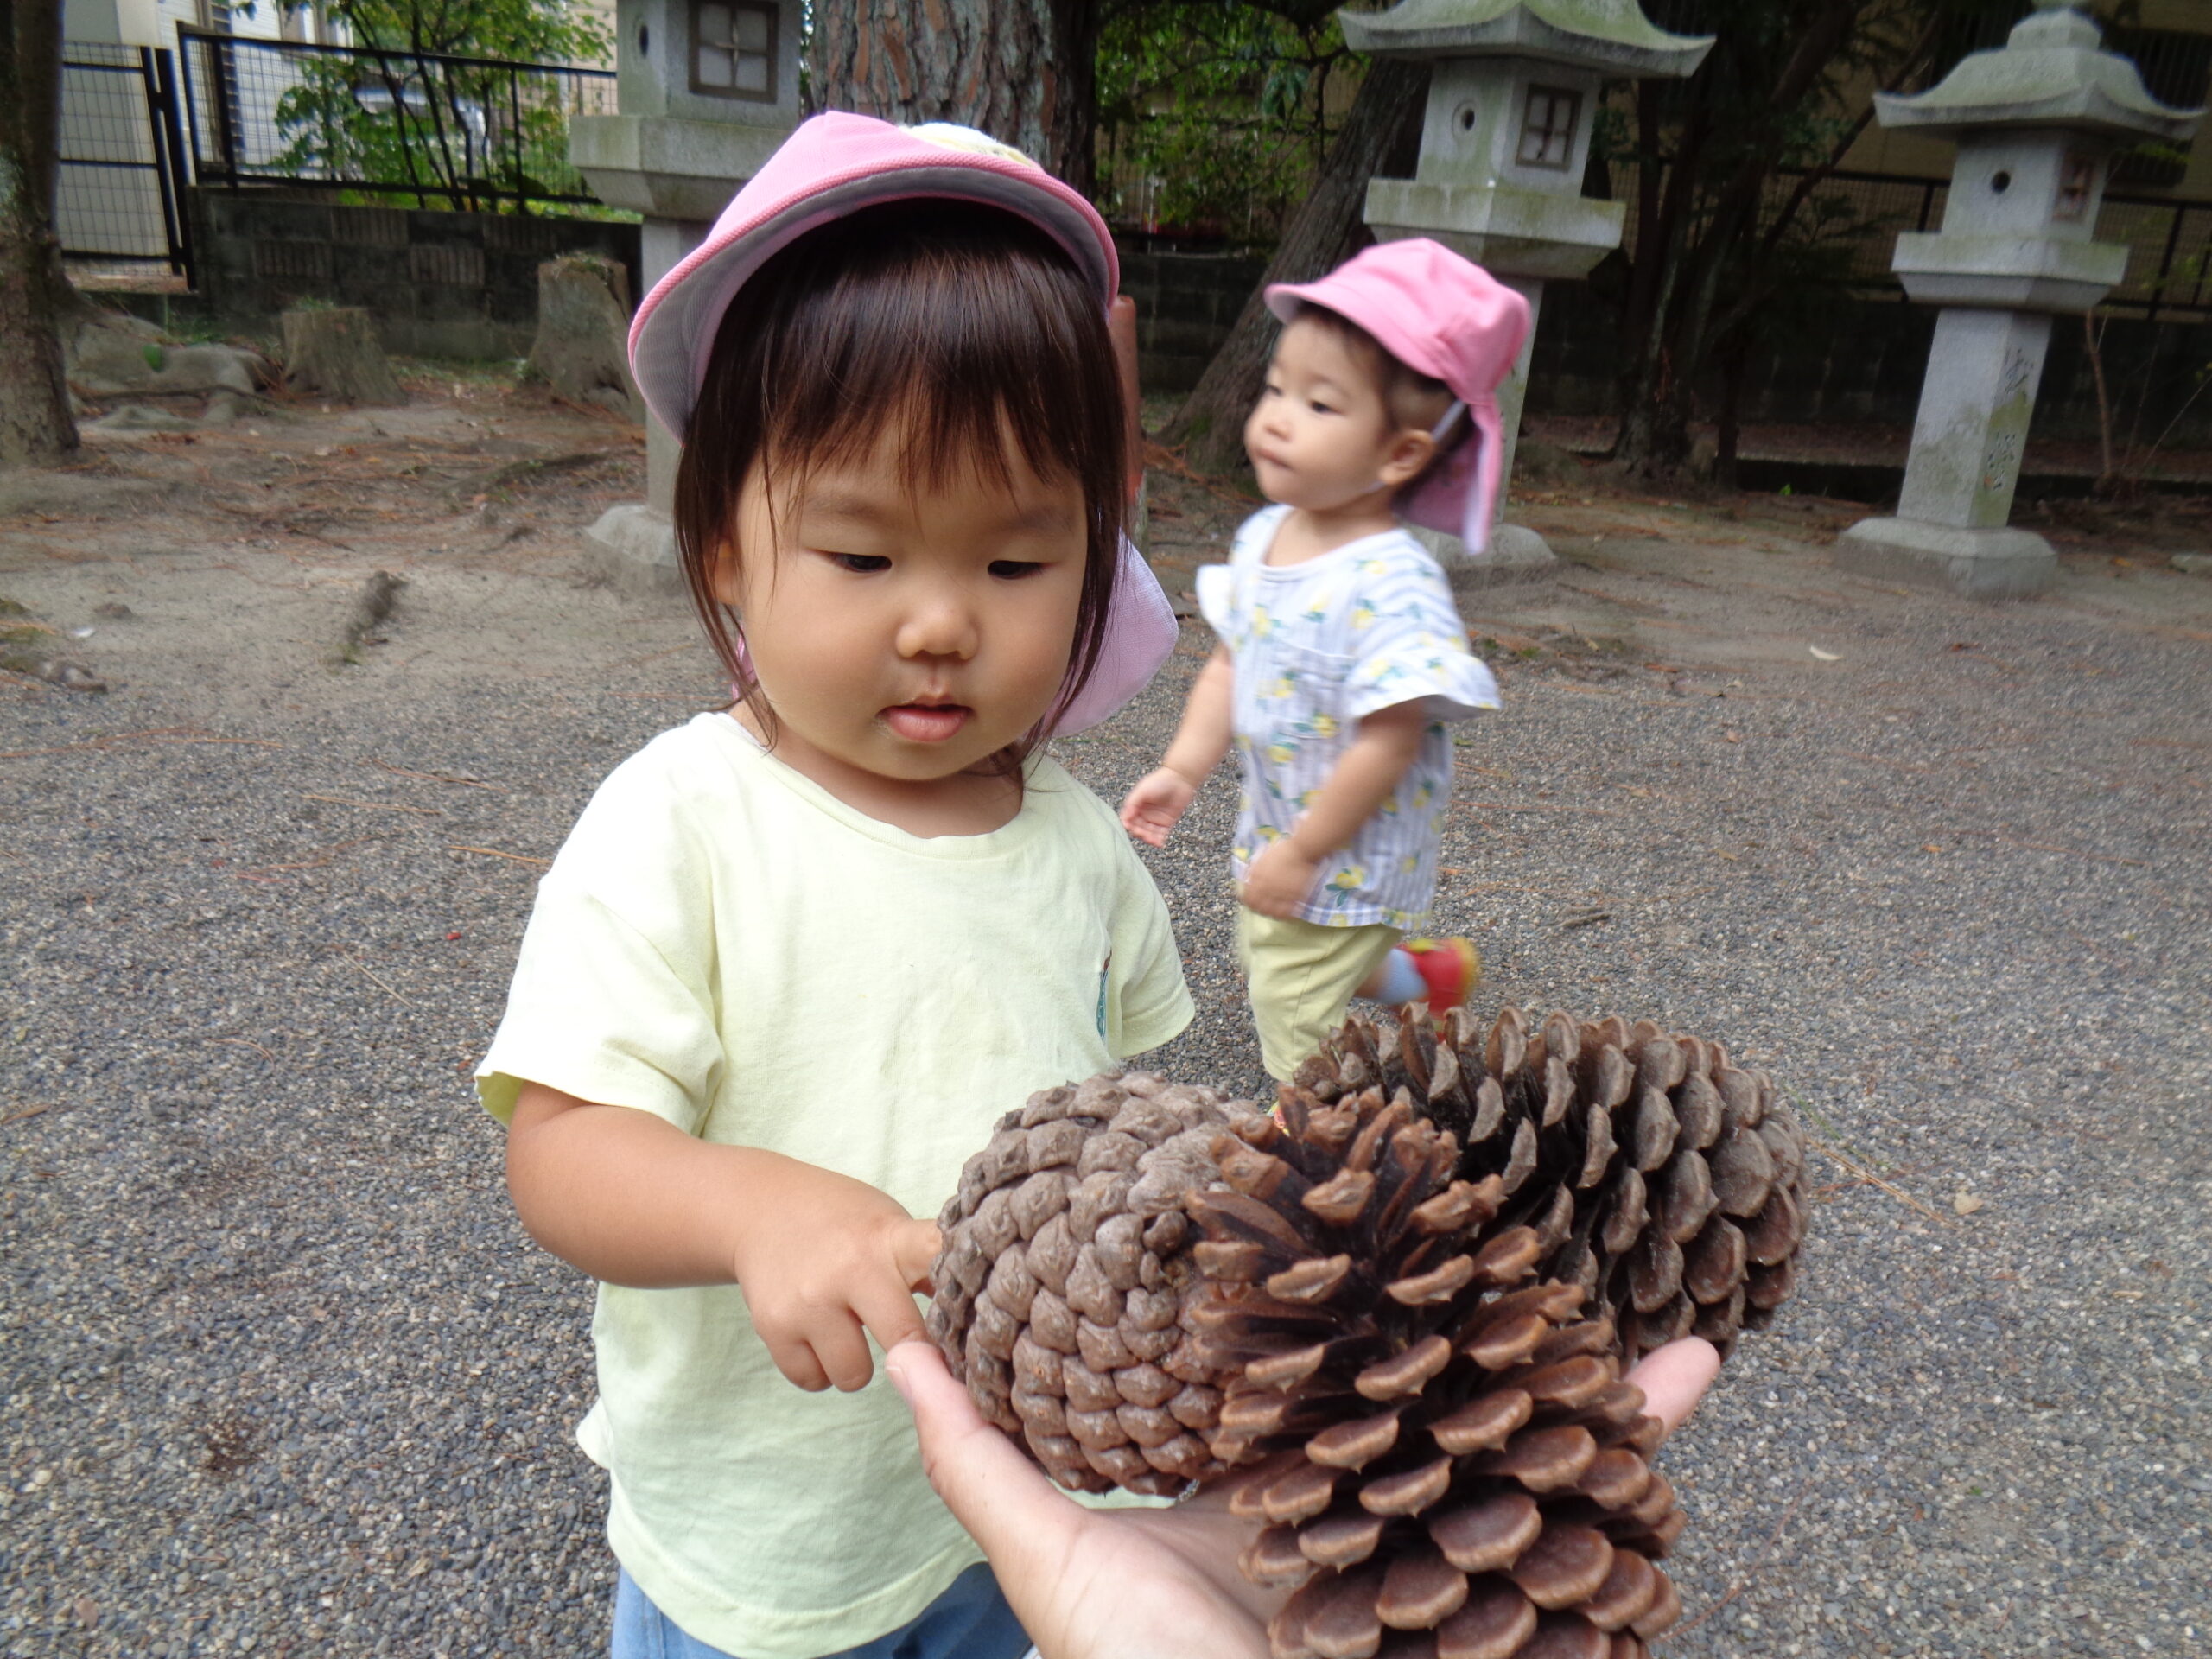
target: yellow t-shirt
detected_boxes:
[477,712,1192,1658]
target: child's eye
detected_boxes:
[1309,399,1338,416]
[826,552,891,575]
[988,560,1045,580]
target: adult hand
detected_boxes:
[1238,838,1321,920]
[1119,767,1199,849]
[889,1337,1724,1659]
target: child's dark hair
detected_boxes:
[673,200,1128,768]
[1290,301,1459,436]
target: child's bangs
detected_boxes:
[759,235,1104,504]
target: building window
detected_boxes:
[692,1,776,102]
[1516,86,1580,170]
[2054,150,2098,222]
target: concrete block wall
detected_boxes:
[188,189,642,359]
[1116,244,1268,393]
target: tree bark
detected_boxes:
[810,0,1100,192]
[0,0,80,466]
[1163,57,1427,474]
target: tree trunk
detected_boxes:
[810,0,1099,192]
[0,0,80,466]
[1162,57,1427,474]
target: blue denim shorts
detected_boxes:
[610,1562,1032,1659]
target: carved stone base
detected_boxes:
[1834,517,2056,601]
[1411,521,1558,587]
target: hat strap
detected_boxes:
[1430,400,1467,444]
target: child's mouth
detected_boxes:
[882,702,972,741]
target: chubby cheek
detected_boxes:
[995,582,1084,717]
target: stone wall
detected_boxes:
[187,190,642,359]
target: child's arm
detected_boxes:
[1120,644,1234,847]
[506,1083,940,1394]
[1240,701,1427,918]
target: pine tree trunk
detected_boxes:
[0,0,80,467]
[809,0,1099,193]
[1162,59,1427,474]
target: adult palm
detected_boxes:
[887,1336,1724,1659]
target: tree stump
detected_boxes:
[281,308,404,406]
[526,255,642,423]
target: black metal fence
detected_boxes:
[177,29,617,213]
[59,41,194,281]
[1606,164,2212,325]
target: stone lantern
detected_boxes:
[1835,1,2202,599]
[1338,0,1711,576]
[569,0,805,591]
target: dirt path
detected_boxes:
[3,380,2209,1658]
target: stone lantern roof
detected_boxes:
[1338,0,1709,78]
[1873,1,2202,143]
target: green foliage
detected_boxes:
[1097,0,1357,243]
[227,1,613,212]
[216,0,610,64]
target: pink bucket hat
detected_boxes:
[1267,239,1530,553]
[627,111,1171,736]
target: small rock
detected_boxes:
[93,602,134,620]
[2171,553,2212,578]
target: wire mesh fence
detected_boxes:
[178,29,618,213]
[59,40,192,278]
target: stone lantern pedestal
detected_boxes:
[1339,0,1710,579]
[569,0,804,594]
[1835,1,2200,600]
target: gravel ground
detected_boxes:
[3,393,2208,1657]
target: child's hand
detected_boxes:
[1239,839,1320,919]
[731,1166,943,1393]
[1120,766,1198,848]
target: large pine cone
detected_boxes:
[924,1070,1266,1495]
[1298,1007,1808,1364]
[929,1005,1812,1659]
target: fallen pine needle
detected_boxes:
[371,760,499,790]
[345,955,416,1007]
[1459,799,1619,817]
[302,793,442,817]
[2,1103,52,1127]
[213,1036,275,1061]
[1808,1137,1949,1226]
[245,836,381,874]
[449,843,550,867]
[1,728,283,761]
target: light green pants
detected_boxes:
[1236,908,1403,1083]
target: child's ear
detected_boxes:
[708,536,744,607]
[1376,428,1439,491]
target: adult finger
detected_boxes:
[887,1340,1086,1574]
[1624,1338,1721,1440]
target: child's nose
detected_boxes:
[895,595,978,661]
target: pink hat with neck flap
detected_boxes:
[1266,239,1530,554]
